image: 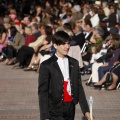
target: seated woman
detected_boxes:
[16,25,52,68]
[94,61,120,90]
[16,26,36,64]
[98,36,120,81]
[24,35,53,71]
[3,26,25,65]
[91,34,119,83]
[0,24,7,61]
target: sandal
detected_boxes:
[24,67,33,71]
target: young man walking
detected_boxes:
[38,31,92,120]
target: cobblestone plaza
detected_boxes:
[0,62,120,120]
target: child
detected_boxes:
[81,45,107,75]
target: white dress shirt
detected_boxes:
[55,54,71,95]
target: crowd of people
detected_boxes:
[0,0,120,91]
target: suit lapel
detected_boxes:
[52,55,64,79]
[68,56,74,80]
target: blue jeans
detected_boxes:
[98,65,112,80]
[82,63,93,73]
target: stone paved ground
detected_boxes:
[0,61,120,120]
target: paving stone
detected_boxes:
[0,62,120,120]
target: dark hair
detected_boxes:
[63,23,72,31]
[46,0,51,5]
[21,23,27,30]
[46,35,52,44]
[44,25,53,36]
[52,31,71,45]
[109,5,116,12]
[100,21,107,31]
[111,33,120,40]
[10,26,18,37]
[91,7,98,14]
[32,23,38,30]
[28,16,32,22]
[0,24,7,36]
[111,34,120,48]
[85,21,92,28]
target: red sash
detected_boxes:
[63,81,72,102]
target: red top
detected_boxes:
[24,35,36,46]
[15,21,21,26]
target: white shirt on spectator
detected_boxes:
[90,14,100,27]
[90,49,107,63]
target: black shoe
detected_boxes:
[94,85,102,90]
[85,70,91,74]
[80,72,85,75]
[86,82,95,87]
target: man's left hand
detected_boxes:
[85,112,94,120]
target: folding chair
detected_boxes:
[116,82,120,89]
[86,74,92,84]
[81,42,88,54]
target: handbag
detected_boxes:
[105,63,120,84]
[106,72,113,83]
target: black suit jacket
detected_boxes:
[71,33,85,49]
[104,13,117,27]
[38,55,89,120]
[85,32,93,41]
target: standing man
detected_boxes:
[38,31,92,120]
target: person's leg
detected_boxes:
[94,72,109,85]
[19,50,26,67]
[49,102,75,120]
[98,66,112,81]
[27,54,36,68]
[25,47,35,66]
[107,73,118,90]
[26,53,41,67]
[2,47,8,58]
[19,46,34,67]
[7,45,16,59]
[82,63,93,74]
[5,46,17,65]
[17,47,22,62]
[63,102,75,120]
[50,116,64,120]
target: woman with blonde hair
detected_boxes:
[16,25,53,68]
[24,26,36,46]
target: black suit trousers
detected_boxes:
[49,102,75,120]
